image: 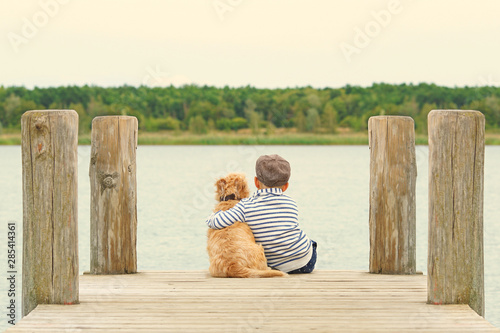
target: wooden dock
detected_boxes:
[16,111,493,332]
[7,270,499,332]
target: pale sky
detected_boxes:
[1,0,500,89]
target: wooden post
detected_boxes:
[368,116,416,274]
[428,110,485,316]
[21,110,79,317]
[90,116,138,274]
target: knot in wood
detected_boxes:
[35,120,44,130]
[33,116,47,130]
[102,176,114,188]
[98,171,119,193]
[90,144,99,166]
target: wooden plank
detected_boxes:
[7,271,499,332]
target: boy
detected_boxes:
[205,154,317,274]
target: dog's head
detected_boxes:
[215,173,250,202]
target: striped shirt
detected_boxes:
[206,187,313,272]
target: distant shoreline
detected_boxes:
[2,131,500,145]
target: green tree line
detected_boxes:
[1,83,499,135]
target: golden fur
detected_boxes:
[207,173,286,278]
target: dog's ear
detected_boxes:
[234,177,250,199]
[215,178,226,196]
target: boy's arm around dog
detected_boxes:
[205,201,246,229]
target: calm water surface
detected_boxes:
[0,145,499,329]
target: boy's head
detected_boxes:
[255,154,291,189]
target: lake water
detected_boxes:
[1,145,499,330]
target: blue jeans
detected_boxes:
[288,240,317,274]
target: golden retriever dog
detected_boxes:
[207,173,286,278]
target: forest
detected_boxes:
[0,83,499,135]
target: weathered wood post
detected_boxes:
[21,110,79,316]
[90,116,138,274]
[368,116,416,274]
[428,110,485,316]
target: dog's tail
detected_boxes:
[217,264,287,278]
[245,268,287,278]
